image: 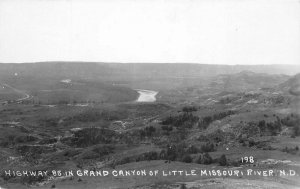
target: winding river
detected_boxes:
[135,89,158,102]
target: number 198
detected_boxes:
[241,156,254,163]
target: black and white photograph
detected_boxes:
[0,0,300,188]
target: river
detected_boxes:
[135,89,158,102]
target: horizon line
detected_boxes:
[0,61,298,66]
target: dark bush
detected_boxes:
[182,106,197,112]
[73,127,116,147]
[21,172,45,184]
[159,149,167,159]
[161,113,199,128]
[186,145,199,154]
[118,157,132,165]
[181,155,192,163]
[63,148,82,157]
[200,142,215,153]
[38,138,57,145]
[202,153,213,165]
[258,120,266,132]
[282,146,299,154]
[229,160,241,167]
[198,110,235,129]
[196,155,202,164]
[161,125,173,132]
[141,151,159,161]
[248,139,256,147]
[14,135,37,143]
[92,144,114,156]
[40,118,59,127]
[218,154,227,166]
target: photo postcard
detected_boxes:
[0,0,299,188]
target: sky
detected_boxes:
[0,0,299,65]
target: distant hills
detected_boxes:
[0,62,299,81]
[279,73,300,96]
[209,71,290,92]
[0,62,299,104]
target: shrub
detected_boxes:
[118,157,132,165]
[159,149,167,159]
[63,148,82,157]
[144,126,156,137]
[142,151,159,161]
[161,113,199,128]
[161,125,173,132]
[258,120,266,132]
[196,155,202,164]
[218,154,227,166]
[180,184,187,189]
[209,129,225,143]
[186,145,199,154]
[282,146,299,154]
[248,138,256,147]
[38,138,57,145]
[200,143,215,153]
[21,173,45,184]
[92,144,114,156]
[182,106,197,112]
[40,118,59,127]
[230,160,241,167]
[293,125,300,136]
[202,153,213,164]
[73,127,116,147]
[181,155,192,163]
[14,135,37,143]
[166,145,178,161]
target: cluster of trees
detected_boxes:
[114,149,229,167]
[71,127,117,147]
[182,106,198,112]
[92,144,114,156]
[199,143,215,153]
[161,113,199,128]
[136,151,159,161]
[280,114,300,137]
[198,110,235,129]
[239,118,283,137]
[219,96,240,104]
[282,146,299,155]
[161,125,173,132]
[197,129,227,144]
[40,117,59,127]
[157,143,216,162]
[256,114,300,137]
[139,126,156,138]
[182,153,228,166]
[0,134,37,147]
[257,119,282,136]
[63,109,128,125]
[281,114,300,126]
